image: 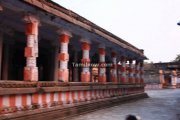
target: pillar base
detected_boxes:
[24,67,38,81]
[58,69,69,82]
[81,72,90,82]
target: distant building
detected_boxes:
[144,62,180,88]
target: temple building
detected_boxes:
[144,62,180,89]
[0,0,147,119]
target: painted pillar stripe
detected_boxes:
[0,96,2,108]
[15,95,22,107]
[75,91,78,101]
[42,93,46,105]
[69,91,73,103]
[50,92,54,103]
[65,92,69,103]
[9,95,16,107]
[92,90,95,99]
[21,94,27,106]
[46,93,50,104]
[3,96,9,107]
[38,94,42,105]
[81,91,84,101]
[72,91,75,102]
[61,92,66,104]
[58,92,62,102]
[54,93,58,102]
[32,93,38,104]
[78,91,81,101]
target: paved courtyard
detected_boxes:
[65,89,180,120]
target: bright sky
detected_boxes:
[52,0,180,63]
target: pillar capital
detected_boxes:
[81,41,91,50]
[99,48,105,55]
[80,38,91,44]
[23,14,40,24]
[57,29,72,37]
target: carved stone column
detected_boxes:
[111,52,117,83]
[23,15,40,81]
[98,45,106,83]
[81,40,91,82]
[57,30,72,82]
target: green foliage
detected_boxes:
[173,54,180,62]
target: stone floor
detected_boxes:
[64,89,180,120]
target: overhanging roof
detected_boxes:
[22,0,147,59]
[0,0,147,60]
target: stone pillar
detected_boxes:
[117,63,121,83]
[128,59,134,83]
[98,45,106,83]
[81,41,91,82]
[23,15,39,81]
[140,61,144,84]
[135,60,140,83]
[171,70,177,88]
[73,51,79,82]
[111,52,117,83]
[58,30,72,82]
[0,32,2,79]
[159,70,164,85]
[120,56,126,83]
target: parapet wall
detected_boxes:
[0,81,144,115]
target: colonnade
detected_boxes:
[0,14,144,84]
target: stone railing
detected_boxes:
[0,81,144,114]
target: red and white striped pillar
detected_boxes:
[23,15,39,81]
[81,41,91,82]
[140,61,144,84]
[117,63,122,83]
[128,59,134,83]
[135,60,140,83]
[120,56,126,83]
[98,45,106,83]
[111,52,117,83]
[57,30,72,82]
